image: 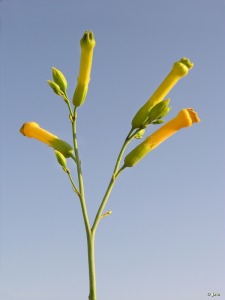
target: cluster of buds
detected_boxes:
[47,67,68,97]
[47,30,96,108]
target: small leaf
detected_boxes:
[101,211,112,218]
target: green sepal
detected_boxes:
[51,139,74,158]
[134,128,145,139]
[72,83,88,107]
[147,99,170,124]
[52,67,68,94]
[55,150,67,170]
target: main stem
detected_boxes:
[87,233,96,300]
[72,109,96,300]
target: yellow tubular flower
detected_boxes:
[20,122,74,158]
[132,58,194,129]
[73,31,96,107]
[125,108,200,167]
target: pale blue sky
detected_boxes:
[1,1,225,300]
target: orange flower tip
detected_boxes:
[178,108,201,127]
[186,108,201,123]
[20,122,40,137]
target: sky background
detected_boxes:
[1,1,225,300]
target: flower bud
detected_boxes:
[134,128,145,139]
[152,119,165,125]
[52,67,68,94]
[147,99,171,124]
[55,150,67,170]
[124,108,200,167]
[20,122,74,158]
[132,58,194,129]
[47,80,62,95]
[73,31,96,107]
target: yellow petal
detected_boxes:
[20,122,57,146]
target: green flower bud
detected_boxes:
[52,67,68,94]
[55,150,67,170]
[147,99,171,124]
[157,107,171,119]
[134,128,145,139]
[152,119,165,125]
[47,80,63,95]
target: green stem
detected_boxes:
[87,234,96,300]
[91,127,135,235]
[65,170,80,196]
[72,108,90,233]
[69,106,143,300]
[113,128,133,174]
[71,108,96,300]
[64,92,74,118]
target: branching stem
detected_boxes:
[67,101,143,300]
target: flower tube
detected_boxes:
[125,108,200,167]
[20,122,74,158]
[73,31,96,107]
[132,58,194,129]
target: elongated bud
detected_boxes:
[47,80,63,95]
[52,67,68,94]
[73,31,96,107]
[124,108,200,167]
[20,122,74,158]
[132,58,194,129]
[55,150,67,171]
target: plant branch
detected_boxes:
[71,108,90,233]
[91,127,138,234]
[65,169,80,196]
